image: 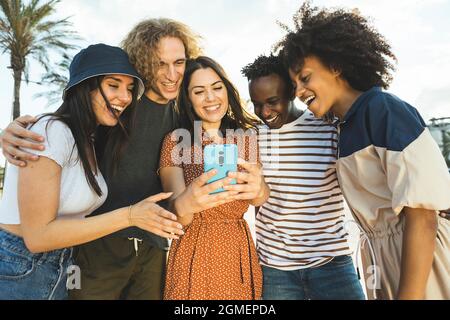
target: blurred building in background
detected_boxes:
[428,117,450,170]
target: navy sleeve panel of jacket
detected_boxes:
[339,87,426,158]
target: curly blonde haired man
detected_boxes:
[122,18,202,104]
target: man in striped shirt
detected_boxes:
[242,55,364,300]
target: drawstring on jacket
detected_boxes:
[344,220,378,300]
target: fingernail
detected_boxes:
[39,146,45,150]
[33,156,39,160]
[20,162,26,167]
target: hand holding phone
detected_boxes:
[204,144,238,194]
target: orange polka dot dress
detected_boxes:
[159,130,262,300]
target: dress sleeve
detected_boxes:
[22,117,75,168]
[370,95,450,214]
[159,131,184,171]
[247,129,261,165]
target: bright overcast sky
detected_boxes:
[1,0,450,131]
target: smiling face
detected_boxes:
[289,56,343,118]
[249,73,292,129]
[148,36,187,104]
[188,67,229,131]
[90,75,134,126]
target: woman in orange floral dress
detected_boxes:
[159,56,270,300]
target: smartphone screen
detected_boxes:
[204,144,238,194]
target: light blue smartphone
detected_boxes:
[204,144,238,194]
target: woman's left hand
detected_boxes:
[223,158,266,201]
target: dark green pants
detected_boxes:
[69,235,166,300]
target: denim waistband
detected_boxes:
[0,228,72,264]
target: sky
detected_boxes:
[1,0,450,132]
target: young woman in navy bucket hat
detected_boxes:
[0,43,184,300]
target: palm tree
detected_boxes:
[0,0,79,119]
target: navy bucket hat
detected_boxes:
[62,43,145,100]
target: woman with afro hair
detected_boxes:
[276,2,450,300]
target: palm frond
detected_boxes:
[0,0,81,118]
[33,51,71,107]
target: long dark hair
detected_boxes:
[176,56,259,142]
[35,75,139,196]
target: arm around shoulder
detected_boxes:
[1,115,45,167]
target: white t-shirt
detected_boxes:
[0,117,108,224]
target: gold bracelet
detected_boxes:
[128,205,133,226]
